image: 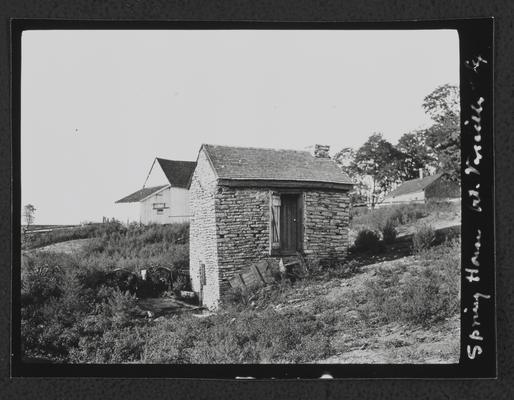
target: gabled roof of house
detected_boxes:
[115,185,168,203]
[201,144,353,186]
[385,172,445,198]
[156,158,197,189]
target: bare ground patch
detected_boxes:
[28,238,93,254]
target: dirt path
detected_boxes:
[29,238,92,254]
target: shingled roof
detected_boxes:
[385,173,445,198]
[201,144,353,186]
[115,185,168,203]
[156,158,197,188]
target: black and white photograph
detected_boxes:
[13,23,493,376]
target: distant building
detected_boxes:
[189,144,353,310]
[380,172,460,207]
[115,158,196,224]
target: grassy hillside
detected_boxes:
[20,203,461,364]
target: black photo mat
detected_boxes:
[10,18,495,380]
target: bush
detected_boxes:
[20,252,77,306]
[381,220,397,244]
[354,229,381,253]
[412,224,436,253]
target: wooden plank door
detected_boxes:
[280,194,300,254]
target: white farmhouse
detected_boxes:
[115,158,196,224]
[380,172,460,207]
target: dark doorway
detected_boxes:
[279,194,303,254]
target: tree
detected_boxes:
[422,84,460,181]
[353,133,405,207]
[396,130,437,180]
[22,204,36,246]
[333,147,368,205]
[333,147,356,169]
[422,83,459,124]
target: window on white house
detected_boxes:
[153,202,167,214]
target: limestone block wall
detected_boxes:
[215,187,271,292]
[190,166,351,309]
[189,150,220,310]
[214,188,350,301]
[303,191,350,262]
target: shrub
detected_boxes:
[381,219,397,244]
[354,229,381,253]
[412,224,436,253]
[20,252,77,306]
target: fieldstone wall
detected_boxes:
[189,149,220,310]
[190,155,351,309]
[303,191,350,262]
[215,187,271,293]
[214,188,350,302]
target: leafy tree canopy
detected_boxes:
[422,84,460,181]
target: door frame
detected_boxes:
[269,190,304,256]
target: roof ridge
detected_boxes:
[403,172,444,183]
[156,157,196,164]
[203,143,312,154]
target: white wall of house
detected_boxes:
[380,190,425,207]
[140,186,191,224]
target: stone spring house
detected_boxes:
[379,171,460,207]
[115,157,196,224]
[189,144,353,310]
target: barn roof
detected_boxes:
[156,158,197,188]
[115,185,168,203]
[201,144,353,187]
[385,173,445,198]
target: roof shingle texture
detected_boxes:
[203,144,353,185]
[156,158,197,188]
[385,173,444,198]
[115,185,168,203]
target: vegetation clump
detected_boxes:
[381,219,397,244]
[354,229,381,253]
[354,239,460,326]
[412,224,437,253]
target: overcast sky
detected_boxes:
[21,29,459,225]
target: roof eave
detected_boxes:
[218,178,353,191]
[138,184,171,202]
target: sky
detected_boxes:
[21,29,459,225]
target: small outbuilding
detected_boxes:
[189,144,353,309]
[115,158,196,224]
[380,172,460,206]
